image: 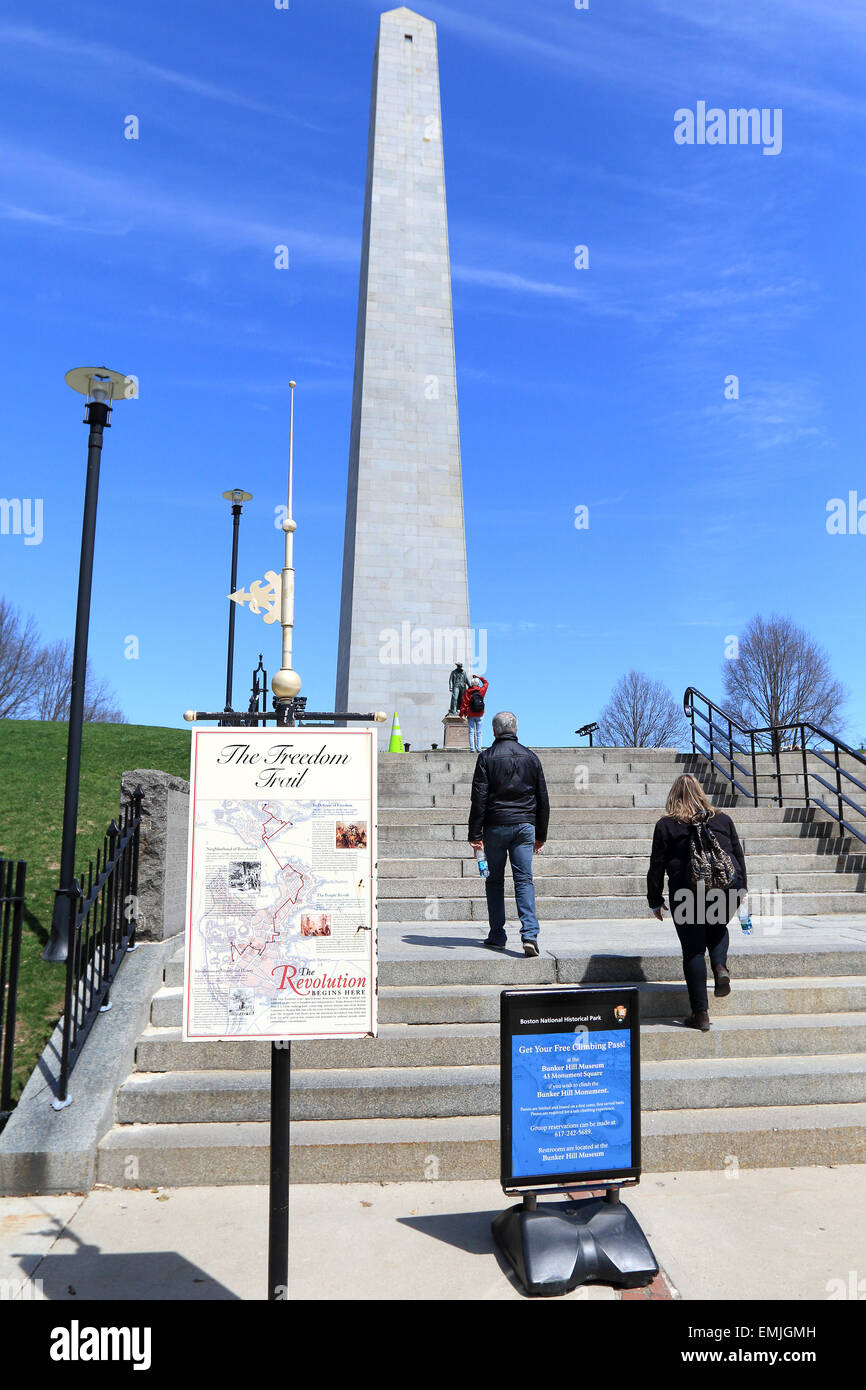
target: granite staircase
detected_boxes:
[97,747,866,1185]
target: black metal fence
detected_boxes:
[684,687,866,845]
[0,858,26,1133]
[55,787,142,1105]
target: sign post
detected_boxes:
[182,384,386,1298]
[494,985,658,1296]
[268,1039,291,1299]
[182,724,377,1298]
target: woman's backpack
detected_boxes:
[688,816,737,889]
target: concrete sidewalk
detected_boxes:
[1,1165,863,1301]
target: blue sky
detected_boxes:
[2,0,865,748]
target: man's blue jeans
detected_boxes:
[467,716,481,751]
[482,822,540,944]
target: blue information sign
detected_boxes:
[501,987,641,1191]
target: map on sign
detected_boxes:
[183,728,376,1042]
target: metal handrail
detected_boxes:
[56,788,142,1105]
[683,687,866,846]
[684,693,756,802]
[0,859,26,1132]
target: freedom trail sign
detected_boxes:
[493,987,658,1297]
[182,724,378,1301]
[183,727,377,1044]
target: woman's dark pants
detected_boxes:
[674,922,730,1013]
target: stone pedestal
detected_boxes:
[442,714,469,750]
[121,769,190,942]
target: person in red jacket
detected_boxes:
[460,675,489,752]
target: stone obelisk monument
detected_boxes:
[336,8,471,752]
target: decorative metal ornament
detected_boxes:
[229,571,282,624]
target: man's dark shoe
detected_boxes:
[683,1011,711,1031]
[482,937,506,951]
[713,964,732,998]
[522,940,539,958]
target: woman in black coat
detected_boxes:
[647,774,748,1031]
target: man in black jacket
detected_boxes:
[468,711,550,957]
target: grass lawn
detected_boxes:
[0,720,191,1104]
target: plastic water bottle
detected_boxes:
[737,899,753,936]
[476,853,489,880]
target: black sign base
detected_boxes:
[492,1190,658,1298]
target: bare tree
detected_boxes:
[598,670,688,748]
[32,639,127,724]
[0,598,42,718]
[721,614,845,751]
[0,598,126,723]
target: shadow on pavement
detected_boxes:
[400,933,525,953]
[396,1209,542,1299]
[9,1213,240,1300]
[397,1208,501,1256]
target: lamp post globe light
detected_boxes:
[44,368,136,963]
[221,488,253,715]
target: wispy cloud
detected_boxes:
[0,202,131,236]
[362,0,866,125]
[0,23,318,126]
[453,252,813,333]
[0,140,359,266]
[453,264,589,302]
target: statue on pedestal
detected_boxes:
[447,663,469,716]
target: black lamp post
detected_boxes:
[575,721,600,748]
[44,368,136,963]
[222,489,253,714]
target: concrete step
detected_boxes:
[379,833,859,857]
[377,872,865,898]
[161,945,561,996]
[378,945,866,986]
[381,778,759,797]
[378,806,826,826]
[384,747,866,769]
[378,977,866,1023]
[379,821,846,845]
[383,778,697,789]
[386,748,682,765]
[408,790,838,806]
[115,1053,866,1124]
[160,937,866,998]
[381,760,823,777]
[378,891,864,921]
[95,1100,866,1185]
[382,781,840,804]
[380,853,866,878]
[156,967,866,1022]
[136,1012,866,1072]
[378,800,670,811]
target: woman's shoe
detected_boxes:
[713,965,732,998]
[683,1011,711,1031]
